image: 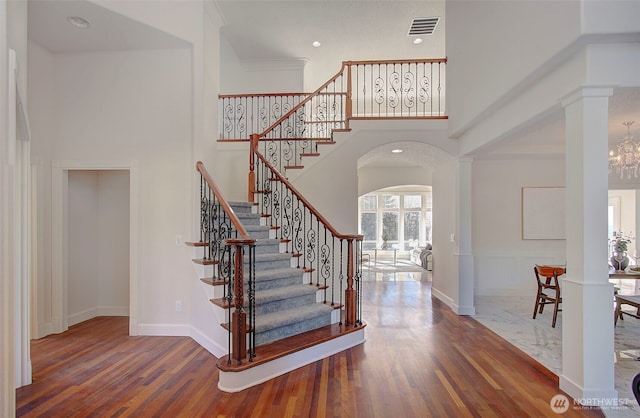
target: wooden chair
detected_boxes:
[614,294,640,326]
[533,265,564,328]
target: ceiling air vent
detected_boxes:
[408,17,440,36]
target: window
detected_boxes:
[358,189,432,252]
[361,212,377,241]
[382,212,398,241]
[404,211,420,250]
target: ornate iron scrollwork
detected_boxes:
[402,72,416,109]
[418,76,430,104]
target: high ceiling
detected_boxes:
[26,0,640,166]
[215,0,445,83]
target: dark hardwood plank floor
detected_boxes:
[16,279,603,417]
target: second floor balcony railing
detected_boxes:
[219,58,446,142]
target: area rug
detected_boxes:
[364,259,426,273]
[361,259,430,281]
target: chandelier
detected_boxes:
[609,121,640,179]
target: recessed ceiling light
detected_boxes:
[413,38,423,45]
[67,16,90,29]
[392,149,403,153]
[312,41,321,48]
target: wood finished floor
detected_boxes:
[16,279,604,417]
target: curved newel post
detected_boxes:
[343,237,364,326]
[248,134,258,203]
[196,161,256,364]
[227,238,254,364]
[344,238,356,326]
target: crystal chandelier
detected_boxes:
[609,121,640,179]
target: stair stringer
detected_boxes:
[218,327,365,392]
[285,128,352,182]
[188,251,233,358]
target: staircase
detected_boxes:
[208,201,337,346]
[189,58,447,392]
[189,162,364,392]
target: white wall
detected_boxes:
[67,170,130,326]
[28,42,55,337]
[29,46,193,333]
[446,0,581,136]
[0,0,12,407]
[358,166,432,196]
[220,35,305,94]
[293,123,455,233]
[68,171,100,323]
[97,171,130,317]
[473,157,566,296]
[431,158,457,306]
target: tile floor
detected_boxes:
[474,282,640,418]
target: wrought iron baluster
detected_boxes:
[224,244,234,365]
[248,244,256,361]
[339,239,344,324]
[293,200,303,268]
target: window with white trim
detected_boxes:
[358,190,432,251]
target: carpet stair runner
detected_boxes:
[198,201,334,347]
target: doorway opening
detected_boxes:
[51,163,138,335]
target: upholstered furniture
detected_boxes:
[410,243,432,271]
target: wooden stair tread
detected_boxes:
[323,301,342,310]
[284,165,304,170]
[200,278,227,287]
[300,153,320,157]
[185,241,208,247]
[192,258,218,266]
[217,322,366,372]
[210,297,233,309]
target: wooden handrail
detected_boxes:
[258,62,349,138]
[344,58,447,65]
[250,136,362,242]
[196,161,254,242]
[256,58,447,139]
[219,92,310,99]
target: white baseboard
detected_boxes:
[431,287,453,309]
[190,326,227,358]
[136,323,191,336]
[431,287,475,315]
[559,374,619,405]
[218,328,365,393]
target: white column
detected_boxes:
[1,0,18,416]
[455,156,474,315]
[560,86,616,402]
